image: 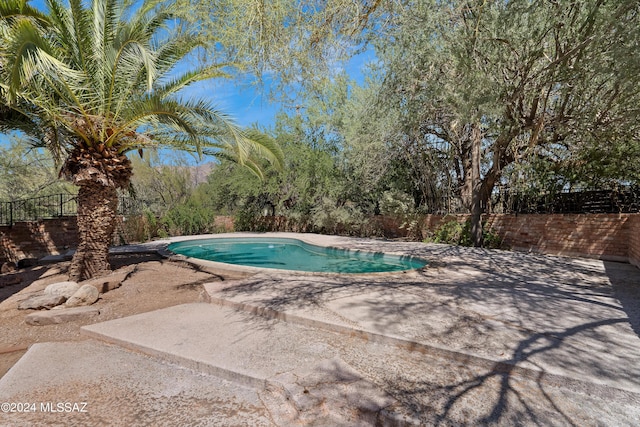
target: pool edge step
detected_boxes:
[81,303,422,426]
[204,285,640,404]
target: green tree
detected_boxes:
[127,152,207,215]
[0,0,282,280]
[0,137,75,200]
[377,0,640,246]
[201,73,421,236]
[204,128,345,231]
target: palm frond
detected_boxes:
[0,0,49,25]
[67,0,92,68]
[4,18,87,102]
[154,65,231,98]
[1,0,282,184]
[242,128,284,169]
[151,31,202,76]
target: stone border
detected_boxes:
[155,232,432,278]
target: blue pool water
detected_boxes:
[167,237,427,273]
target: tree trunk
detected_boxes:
[68,182,118,281]
[470,123,483,247]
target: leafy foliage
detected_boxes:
[429,218,503,249]
[0,137,74,200]
[369,0,640,244]
[186,0,391,99]
[161,201,215,236]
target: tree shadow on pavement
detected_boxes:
[216,243,640,425]
[607,260,640,338]
[428,317,634,426]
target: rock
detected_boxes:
[44,281,80,299]
[0,275,21,286]
[65,284,99,307]
[83,270,127,294]
[18,294,66,310]
[25,306,100,325]
[1,261,17,274]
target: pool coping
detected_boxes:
[155,232,432,277]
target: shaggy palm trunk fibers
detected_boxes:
[68,182,118,281]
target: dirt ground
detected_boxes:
[0,253,225,378]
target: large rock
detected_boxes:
[82,270,128,294]
[25,306,100,325]
[1,261,17,274]
[0,274,21,286]
[65,284,99,307]
[18,294,66,310]
[44,281,80,299]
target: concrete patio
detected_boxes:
[1,233,639,425]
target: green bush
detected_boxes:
[430,219,471,246]
[310,198,367,236]
[482,227,504,249]
[161,202,214,236]
[233,197,272,232]
[115,211,162,244]
[429,218,504,248]
[379,190,422,240]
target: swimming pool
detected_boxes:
[167,237,427,273]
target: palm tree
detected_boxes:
[0,0,282,280]
[0,0,49,137]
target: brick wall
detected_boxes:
[0,217,78,264]
[629,214,640,268]
[213,216,234,232]
[485,214,630,262]
[2,213,638,267]
[0,215,235,264]
[421,213,635,263]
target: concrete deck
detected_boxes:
[1,233,640,425]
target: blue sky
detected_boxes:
[202,76,281,129]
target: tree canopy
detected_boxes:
[378,0,640,196]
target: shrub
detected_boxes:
[482,227,504,249]
[379,190,423,240]
[430,219,471,246]
[114,210,162,244]
[310,198,367,236]
[429,218,504,248]
[161,202,214,236]
[233,197,271,232]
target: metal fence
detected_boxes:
[0,194,78,226]
[0,193,148,226]
[497,188,640,214]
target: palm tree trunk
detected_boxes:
[68,182,118,281]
